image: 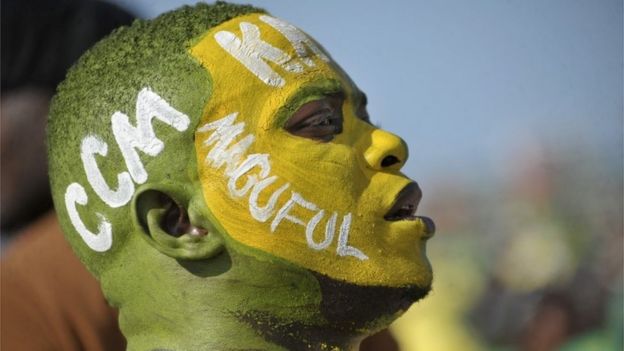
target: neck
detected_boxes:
[123,306,362,351]
[111,240,366,351]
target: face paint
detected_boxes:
[64,88,191,252]
[191,14,432,287]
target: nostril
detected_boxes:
[381,155,401,168]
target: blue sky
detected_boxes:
[110,0,623,189]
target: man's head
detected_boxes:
[48,3,434,349]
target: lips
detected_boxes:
[384,182,435,235]
[384,183,422,221]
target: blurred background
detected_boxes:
[2,0,622,350]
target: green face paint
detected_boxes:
[47,3,434,350]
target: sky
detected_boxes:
[109,0,623,190]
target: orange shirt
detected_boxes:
[1,212,125,350]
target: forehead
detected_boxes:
[189,13,354,128]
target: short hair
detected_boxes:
[48,2,264,277]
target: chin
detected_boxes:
[312,271,432,331]
[234,269,431,350]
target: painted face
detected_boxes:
[191,13,433,288]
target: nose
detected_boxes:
[364,129,408,171]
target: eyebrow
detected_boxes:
[272,81,345,128]
[329,90,346,101]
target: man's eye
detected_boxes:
[284,96,344,142]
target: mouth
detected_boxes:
[384,182,435,234]
[384,182,422,221]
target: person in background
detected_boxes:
[2,1,133,349]
[1,0,135,235]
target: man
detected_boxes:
[47,2,435,350]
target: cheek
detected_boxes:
[264,131,370,209]
[197,123,430,287]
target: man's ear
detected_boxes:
[132,184,224,260]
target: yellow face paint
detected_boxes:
[190,13,432,287]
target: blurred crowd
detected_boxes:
[392,140,623,351]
